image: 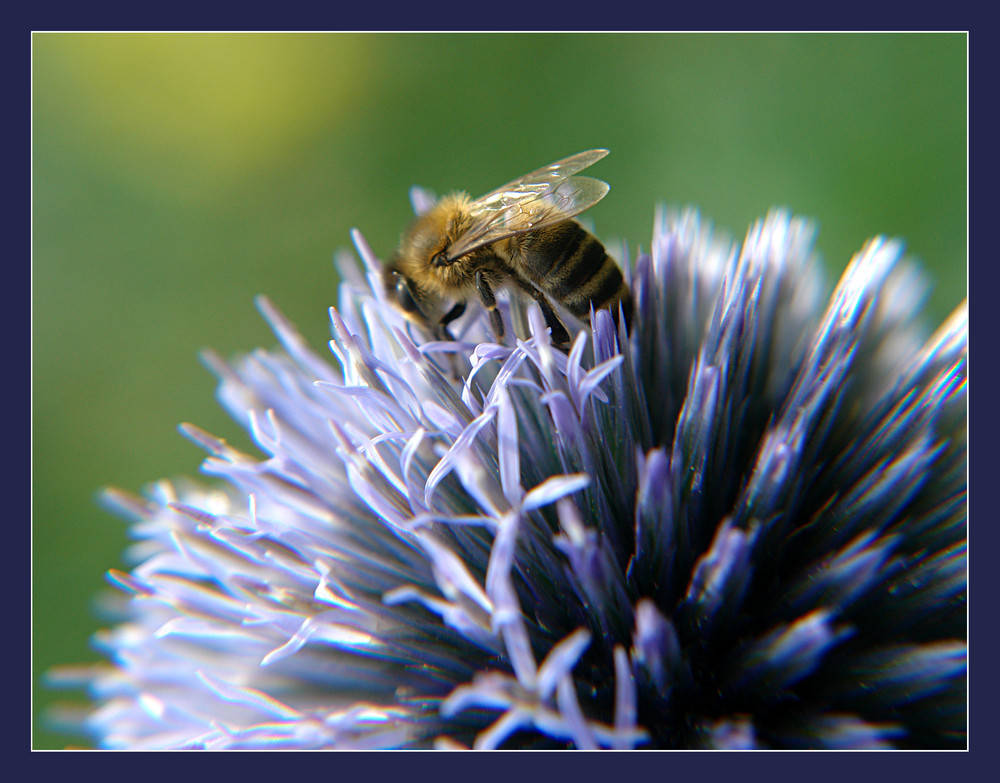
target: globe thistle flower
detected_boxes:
[49,201,966,750]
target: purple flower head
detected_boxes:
[49,203,966,749]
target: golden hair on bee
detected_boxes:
[383,149,631,347]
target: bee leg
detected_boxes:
[535,297,570,349]
[508,276,570,349]
[434,300,466,341]
[475,270,505,341]
[440,300,466,327]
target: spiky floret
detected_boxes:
[50,208,966,749]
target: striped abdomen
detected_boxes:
[513,221,631,326]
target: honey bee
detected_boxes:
[382,149,631,348]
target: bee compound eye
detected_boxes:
[394,277,422,315]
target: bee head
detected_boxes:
[382,261,431,327]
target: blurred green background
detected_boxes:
[32,32,966,748]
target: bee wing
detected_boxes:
[473,149,609,208]
[445,149,610,260]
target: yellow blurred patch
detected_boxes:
[33,33,369,201]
